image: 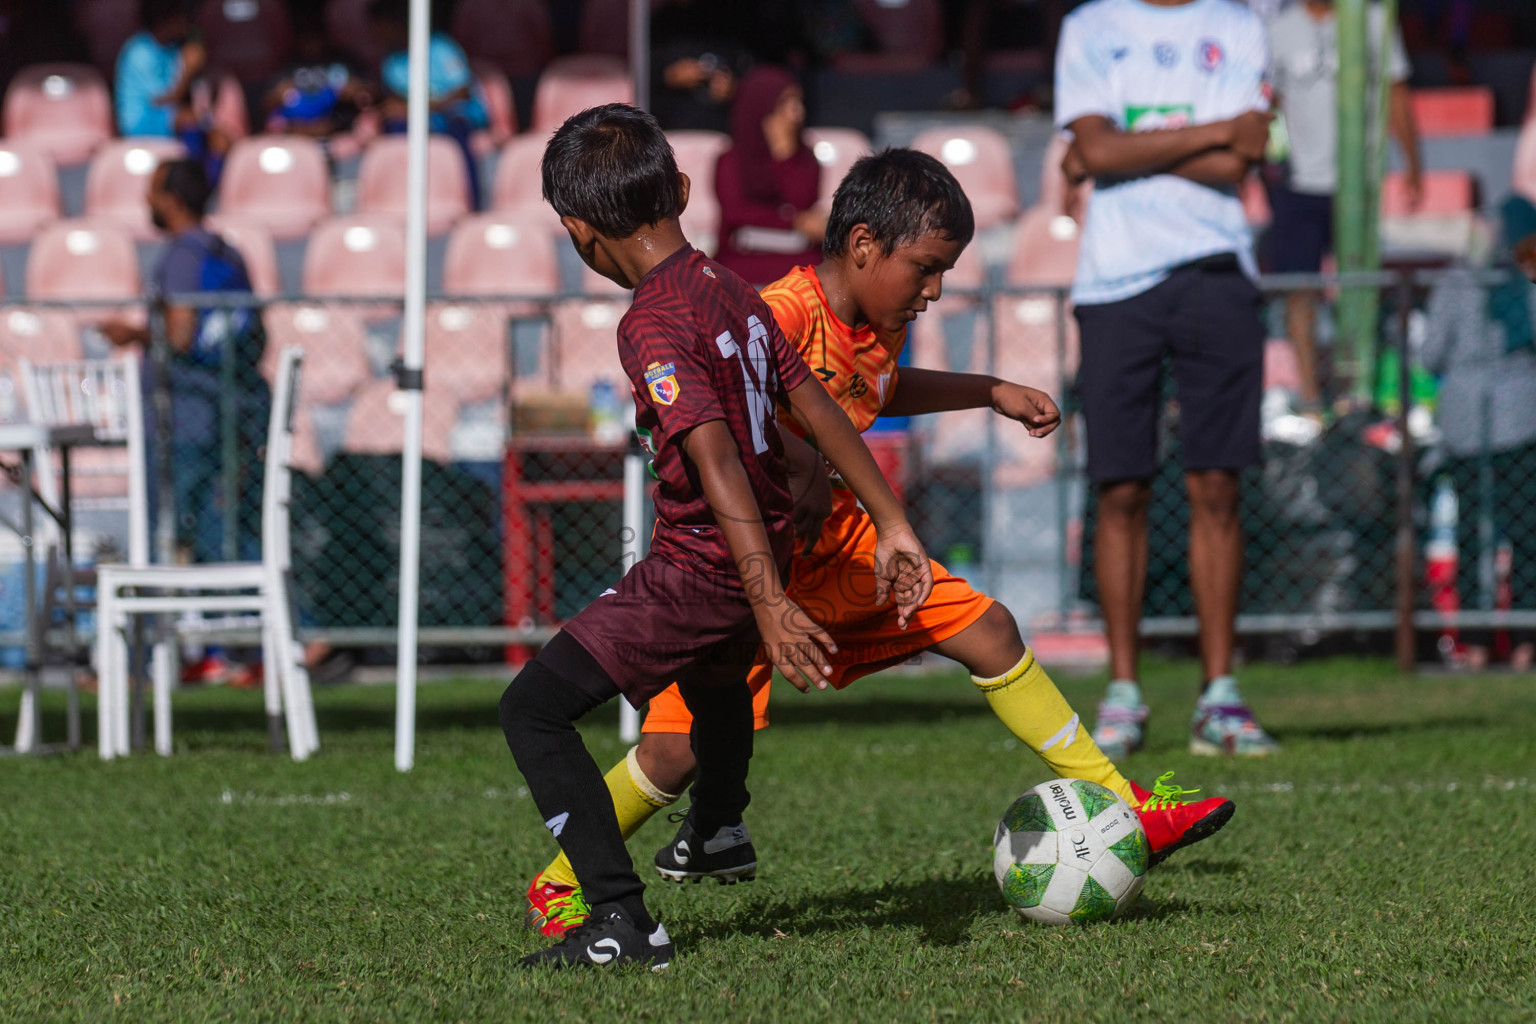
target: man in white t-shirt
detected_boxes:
[1055,0,1280,758]
[1267,0,1419,407]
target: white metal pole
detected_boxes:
[394,0,431,772]
[619,446,646,743]
[630,0,649,112]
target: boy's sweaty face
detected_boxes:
[853,230,966,337]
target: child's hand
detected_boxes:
[871,523,933,630]
[755,598,838,692]
[992,383,1061,438]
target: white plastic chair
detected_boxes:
[11,356,147,752]
[94,347,318,760]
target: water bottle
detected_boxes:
[1425,476,1461,661]
[589,378,625,443]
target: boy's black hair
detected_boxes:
[158,159,211,218]
[823,148,975,259]
[541,104,682,240]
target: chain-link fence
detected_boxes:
[2,264,1532,669]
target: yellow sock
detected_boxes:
[973,649,1135,805]
[538,746,680,889]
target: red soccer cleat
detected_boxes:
[1131,771,1236,867]
[524,875,590,938]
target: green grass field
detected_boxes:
[3,657,1535,1022]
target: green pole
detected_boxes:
[1334,0,1371,401]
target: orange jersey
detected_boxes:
[761,265,906,433]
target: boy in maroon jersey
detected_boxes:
[502,104,933,970]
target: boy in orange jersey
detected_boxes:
[525,149,1237,935]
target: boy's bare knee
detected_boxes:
[635,732,697,794]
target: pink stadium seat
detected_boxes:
[73,0,140,77]
[426,302,511,405]
[83,139,187,240]
[667,130,729,254]
[2,64,113,166]
[0,308,84,365]
[443,212,561,298]
[324,0,385,70]
[210,74,251,142]
[491,135,566,232]
[260,303,372,404]
[531,56,634,134]
[470,61,517,158]
[544,298,629,400]
[849,0,945,64]
[1006,205,1081,287]
[804,127,872,210]
[1381,170,1474,217]
[342,377,455,463]
[196,0,292,83]
[302,216,408,297]
[25,220,141,302]
[452,0,553,80]
[218,135,331,239]
[912,125,1019,229]
[354,135,471,236]
[0,143,61,245]
[204,214,282,297]
[577,0,631,57]
[1410,87,1495,137]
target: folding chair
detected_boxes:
[94,347,318,760]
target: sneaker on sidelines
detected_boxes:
[518,903,672,971]
[524,875,589,938]
[1131,770,1236,867]
[654,810,757,884]
[1092,680,1149,758]
[1190,676,1281,757]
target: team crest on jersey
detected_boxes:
[848,372,868,399]
[1198,39,1224,72]
[1154,42,1178,67]
[701,265,717,278]
[644,361,679,405]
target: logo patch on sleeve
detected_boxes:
[644,360,679,405]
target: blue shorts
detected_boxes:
[1266,185,1333,274]
[1073,255,1264,482]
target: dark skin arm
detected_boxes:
[1064,111,1270,189]
[781,429,833,558]
[682,419,839,691]
[783,377,934,626]
[100,304,196,354]
[879,367,1061,437]
[1387,81,1422,208]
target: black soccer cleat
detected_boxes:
[518,903,673,971]
[654,810,757,884]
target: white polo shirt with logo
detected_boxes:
[1054,0,1269,305]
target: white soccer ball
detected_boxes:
[993,779,1149,924]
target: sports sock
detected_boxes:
[539,746,681,890]
[973,648,1136,805]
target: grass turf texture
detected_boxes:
[2,657,1534,1023]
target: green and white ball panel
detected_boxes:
[994,779,1148,925]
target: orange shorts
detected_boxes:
[641,500,993,735]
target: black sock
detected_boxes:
[679,676,754,837]
[499,634,654,931]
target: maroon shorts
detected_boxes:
[561,555,765,708]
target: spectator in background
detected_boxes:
[1056,0,1278,758]
[262,6,372,140]
[1267,0,1421,410]
[650,0,753,132]
[115,0,228,180]
[1421,195,1536,671]
[99,159,270,684]
[714,67,824,285]
[368,0,487,208]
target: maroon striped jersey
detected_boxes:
[621,245,812,587]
